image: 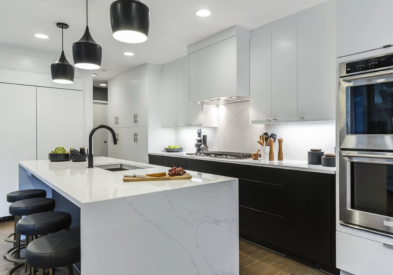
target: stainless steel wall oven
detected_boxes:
[339,53,393,236]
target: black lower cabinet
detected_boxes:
[283,170,338,274]
[239,206,284,254]
[186,159,235,177]
[163,156,187,169]
[148,155,163,166]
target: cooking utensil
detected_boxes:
[263,132,269,144]
[146,172,166,177]
[257,135,264,146]
[269,133,277,143]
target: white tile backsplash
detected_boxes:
[175,102,336,160]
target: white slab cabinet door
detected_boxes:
[250,29,272,122]
[37,87,84,160]
[0,84,36,217]
[161,63,177,127]
[271,23,298,121]
[298,9,335,120]
[337,0,393,57]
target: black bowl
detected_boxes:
[49,154,70,162]
[70,154,88,162]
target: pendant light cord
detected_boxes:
[61,25,64,51]
[86,0,88,26]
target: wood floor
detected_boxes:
[0,220,324,275]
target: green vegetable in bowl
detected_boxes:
[50,147,70,154]
[166,145,181,149]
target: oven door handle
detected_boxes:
[343,69,393,82]
[343,153,393,165]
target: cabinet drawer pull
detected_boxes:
[383,243,393,249]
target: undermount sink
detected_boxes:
[95,164,150,172]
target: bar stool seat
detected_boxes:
[7,189,46,203]
[16,212,71,236]
[9,198,55,216]
[26,231,80,274]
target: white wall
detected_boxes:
[176,101,336,160]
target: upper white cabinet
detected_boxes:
[0,83,36,217]
[161,56,205,127]
[37,87,84,160]
[337,0,393,57]
[188,26,250,103]
[298,9,335,120]
[272,23,298,120]
[108,66,149,128]
[250,0,336,123]
[250,29,272,122]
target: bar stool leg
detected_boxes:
[68,265,74,275]
[24,235,33,273]
[38,268,44,275]
[49,268,54,275]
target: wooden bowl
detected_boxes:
[251,153,260,160]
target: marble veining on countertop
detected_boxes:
[148,152,336,174]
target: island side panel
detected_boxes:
[81,179,239,275]
[19,165,81,230]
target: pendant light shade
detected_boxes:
[110,0,150,44]
[73,0,102,70]
[51,23,75,84]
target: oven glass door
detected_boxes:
[347,82,393,135]
[351,162,393,217]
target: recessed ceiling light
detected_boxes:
[124,52,134,56]
[92,73,97,77]
[196,9,211,17]
[35,34,49,39]
[231,96,237,99]
[100,83,107,87]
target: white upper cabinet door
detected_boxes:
[129,66,148,126]
[0,83,36,217]
[250,29,272,122]
[37,87,84,160]
[298,9,336,120]
[108,76,131,128]
[161,63,178,127]
[271,23,298,120]
[132,126,148,164]
[337,0,393,57]
[189,36,237,102]
[176,57,190,126]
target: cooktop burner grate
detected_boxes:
[197,151,255,159]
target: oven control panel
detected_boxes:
[346,54,393,73]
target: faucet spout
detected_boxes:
[88,125,117,168]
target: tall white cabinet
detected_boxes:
[0,84,36,217]
[108,64,172,163]
[37,87,84,160]
[250,0,336,123]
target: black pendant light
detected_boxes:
[51,23,75,84]
[110,0,150,44]
[73,0,102,70]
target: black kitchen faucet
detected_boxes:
[88,125,117,168]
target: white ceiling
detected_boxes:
[0,0,327,87]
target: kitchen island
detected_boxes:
[18,157,239,275]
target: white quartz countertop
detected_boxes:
[19,157,236,207]
[149,152,336,174]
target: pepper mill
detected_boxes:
[278,138,283,161]
[268,138,274,161]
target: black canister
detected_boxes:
[322,154,336,167]
[308,150,324,165]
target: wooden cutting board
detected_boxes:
[123,173,192,182]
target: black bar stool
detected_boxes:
[6,198,55,265]
[5,190,46,244]
[6,211,72,275]
[26,231,80,275]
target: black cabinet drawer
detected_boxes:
[163,157,187,169]
[148,155,163,166]
[234,164,282,185]
[187,159,234,177]
[239,179,282,216]
[283,170,332,264]
[239,206,283,250]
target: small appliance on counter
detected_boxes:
[321,154,335,167]
[195,129,202,153]
[200,135,209,152]
[308,149,324,165]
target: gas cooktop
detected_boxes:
[197,151,255,159]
